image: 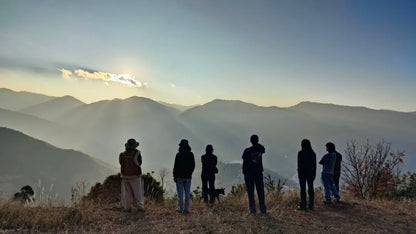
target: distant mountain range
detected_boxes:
[0,88,55,111]
[20,95,85,121]
[0,127,115,200]
[0,88,415,184]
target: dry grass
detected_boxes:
[1,190,415,233]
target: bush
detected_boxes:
[83,173,164,204]
[264,174,286,193]
[342,139,404,199]
[392,172,416,199]
[229,184,246,197]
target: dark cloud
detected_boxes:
[0,57,56,75]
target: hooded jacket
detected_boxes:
[173,149,195,179]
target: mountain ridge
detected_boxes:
[0,127,115,200]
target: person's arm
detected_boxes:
[173,154,178,179]
[297,151,301,171]
[134,151,142,166]
[312,152,317,179]
[318,154,325,165]
[242,149,249,160]
[214,156,217,167]
[119,153,122,165]
[190,153,195,174]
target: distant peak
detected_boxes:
[124,96,155,103]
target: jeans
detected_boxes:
[176,178,191,212]
[298,173,314,209]
[321,173,340,202]
[201,174,215,203]
[244,173,267,214]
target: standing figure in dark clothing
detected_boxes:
[173,139,195,213]
[201,144,218,203]
[297,139,316,210]
[333,146,343,193]
[319,142,340,204]
[242,134,267,214]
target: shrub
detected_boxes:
[392,172,416,199]
[83,173,164,204]
[264,174,286,193]
[230,184,246,197]
[342,139,405,199]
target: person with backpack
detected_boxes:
[333,145,343,193]
[297,139,316,210]
[119,138,144,212]
[319,142,340,204]
[201,144,218,204]
[242,134,267,214]
[173,139,195,214]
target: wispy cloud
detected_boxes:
[59,68,146,88]
[58,68,72,79]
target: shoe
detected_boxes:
[176,209,183,213]
[183,210,190,214]
[323,200,332,205]
[297,206,306,211]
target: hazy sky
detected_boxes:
[0,0,415,111]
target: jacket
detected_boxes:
[297,150,316,178]
[242,144,265,175]
[319,152,336,175]
[334,151,342,176]
[119,149,142,177]
[173,150,195,179]
[201,153,218,176]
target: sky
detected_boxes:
[0,0,415,111]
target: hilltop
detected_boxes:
[1,191,415,233]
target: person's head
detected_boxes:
[125,138,139,150]
[301,139,313,152]
[326,142,335,153]
[179,139,191,152]
[250,134,259,145]
[206,144,214,154]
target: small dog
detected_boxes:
[200,188,225,203]
[212,188,225,202]
[13,185,35,203]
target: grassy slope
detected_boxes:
[1,191,415,233]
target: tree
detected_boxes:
[342,139,404,199]
[158,167,168,189]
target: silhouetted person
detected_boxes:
[242,134,267,214]
[119,138,144,212]
[297,139,316,210]
[201,144,218,204]
[334,146,343,193]
[173,139,195,213]
[319,142,340,204]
